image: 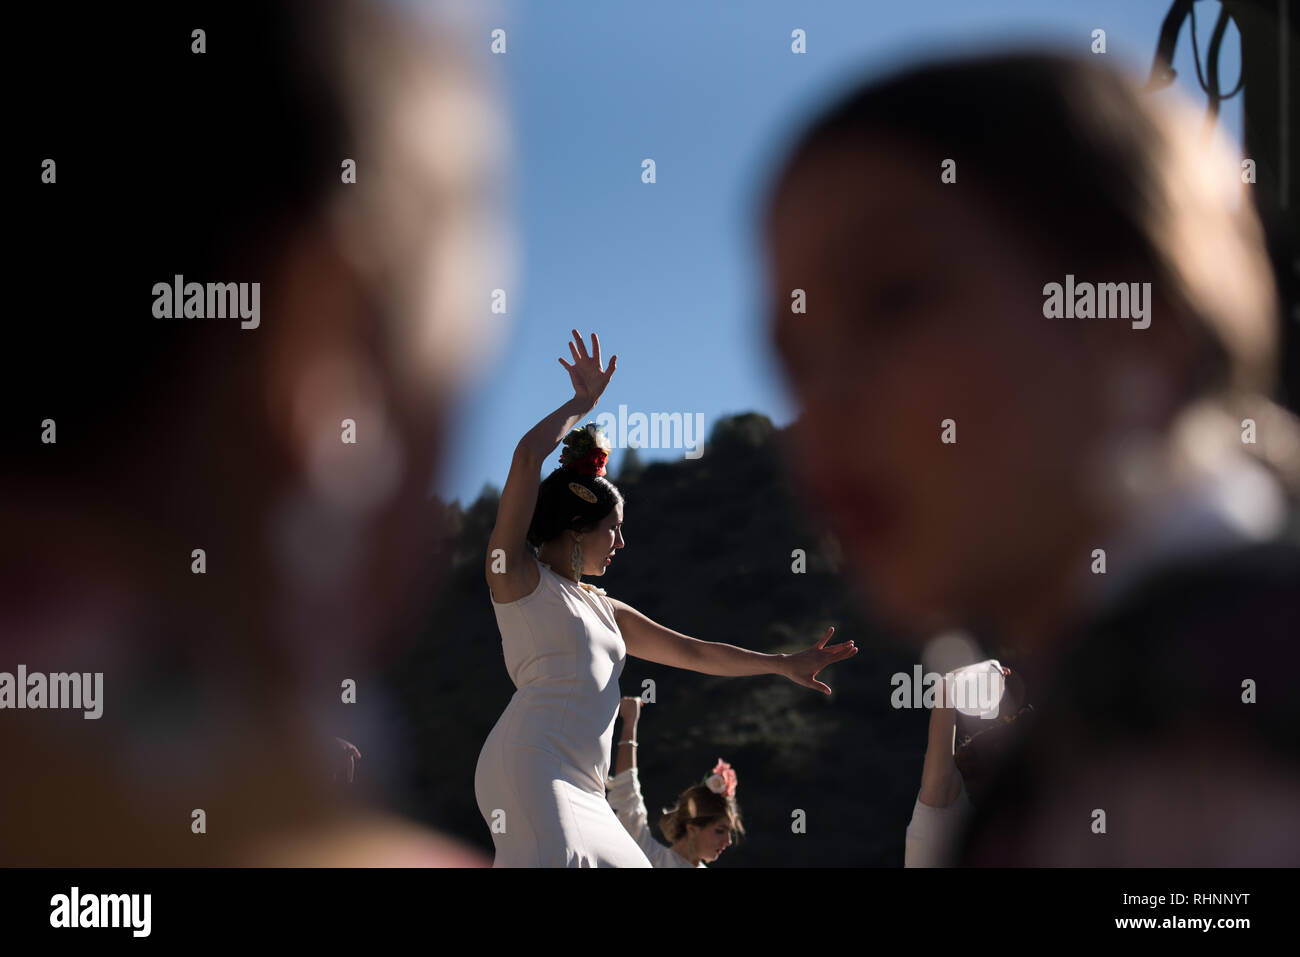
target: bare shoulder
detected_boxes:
[605,594,633,617]
[486,550,541,604]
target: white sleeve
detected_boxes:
[606,767,677,868]
[904,780,973,868]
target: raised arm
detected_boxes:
[486,330,616,603]
[607,696,677,866]
[608,598,857,694]
[917,695,963,808]
[904,701,972,867]
[613,695,641,776]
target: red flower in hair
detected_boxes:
[560,423,612,476]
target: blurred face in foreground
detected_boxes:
[1,0,510,865]
[765,140,1150,639]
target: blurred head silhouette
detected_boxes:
[3,0,509,863]
[762,50,1294,648]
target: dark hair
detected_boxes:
[767,52,1166,281]
[659,783,745,844]
[527,468,623,551]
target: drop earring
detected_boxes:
[570,536,583,582]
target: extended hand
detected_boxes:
[558,329,616,406]
[783,626,857,695]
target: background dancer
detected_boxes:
[607,695,741,868]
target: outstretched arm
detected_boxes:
[609,598,857,694]
[486,330,616,600]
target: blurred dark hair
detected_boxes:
[7,0,479,485]
[11,3,343,473]
[769,52,1176,287]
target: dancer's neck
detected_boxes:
[670,837,700,867]
[536,543,581,582]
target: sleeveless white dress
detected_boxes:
[474,555,652,867]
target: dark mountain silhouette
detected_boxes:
[374,412,928,866]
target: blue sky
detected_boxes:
[429,0,1244,506]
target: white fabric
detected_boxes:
[475,555,651,867]
[606,767,704,868]
[904,782,973,867]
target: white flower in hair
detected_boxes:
[705,773,726,795]
[586,422,612,452]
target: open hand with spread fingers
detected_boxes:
[557,329,617,407]
[780,626,858,695]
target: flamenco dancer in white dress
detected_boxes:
[607,695,741,868]
[475,330,858,866]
